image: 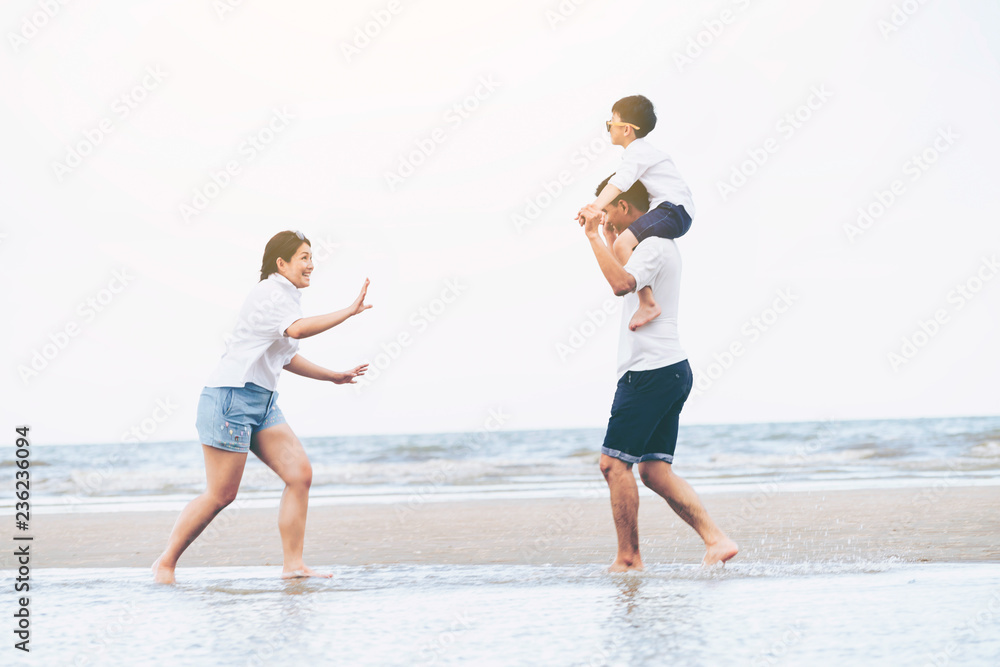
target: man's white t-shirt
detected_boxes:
[205,273,302,391]
[607,138,695,216]
[618,237,687,377]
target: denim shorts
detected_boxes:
[628,201,692,243]
[195,383,286,453]
[601,360,693,465]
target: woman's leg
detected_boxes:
[153,445,248,583]
[250,423,330,578]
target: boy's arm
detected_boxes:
[590,183,623,211]
[576,183,622,222]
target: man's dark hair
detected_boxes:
[612,95,656,138]
[597,174,650,213]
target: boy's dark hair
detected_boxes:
[612,95,656,138]
[597,174,650,213]
[260,230,311,281]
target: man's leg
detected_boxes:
[599,454,643,572]
[636,460,738,566]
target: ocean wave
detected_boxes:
[965,441,1000,458]
[0,458,52,468]
[32,458,598,497]
[708,448,882,467]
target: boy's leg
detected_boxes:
[613,203,692,331]
[630,287,661,331]
[615,228,660,331]
[612,228,638,265]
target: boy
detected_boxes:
[578,95,695,331]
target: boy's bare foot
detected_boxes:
[629,302,661,331]
[701,538,739,567]
[152,556,176,584]
[281,564,333,580]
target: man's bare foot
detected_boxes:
[152,556,176,584]
[701,538,739,567]
[629,303,661,331]
[608,558,644,573]
[281,564,333,580]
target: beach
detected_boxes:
[9,419,1000,665]
[17,485,1000,570]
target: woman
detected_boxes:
[153,230,370,583]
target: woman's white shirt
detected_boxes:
[205,273,302,390]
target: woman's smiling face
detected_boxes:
[277,242,313,288]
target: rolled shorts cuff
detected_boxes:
[601,446,674,465]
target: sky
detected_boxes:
[3,0,999,445]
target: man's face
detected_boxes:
[602,198,644,234]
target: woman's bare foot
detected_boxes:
[152,556,176,584]
[701,538,739,567]
[629,302,661,331]
[281,564,333,580]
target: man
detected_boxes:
[579,176,738,571]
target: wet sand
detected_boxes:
[8,485,1000,570]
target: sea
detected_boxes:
[4,415,1000,666]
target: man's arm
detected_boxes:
[580,205,636,297]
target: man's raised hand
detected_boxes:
[579,204,606,238]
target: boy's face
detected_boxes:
[609,111,628,146]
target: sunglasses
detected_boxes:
[293,230,305,240]
[606,120,640,132]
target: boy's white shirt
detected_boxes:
[608,138,695,216]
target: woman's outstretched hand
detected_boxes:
[332,364,369,385]
[350,279,373,317]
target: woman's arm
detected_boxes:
[285,279,372,340]
[283,354,369,384]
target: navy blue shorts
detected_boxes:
[601,360,693,464]
[627,201,692,243]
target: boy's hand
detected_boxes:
[349,279,373,317]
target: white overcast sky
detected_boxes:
[3,0,999,445]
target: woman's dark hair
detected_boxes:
[260,230,311,281]
[612,95,657,138]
